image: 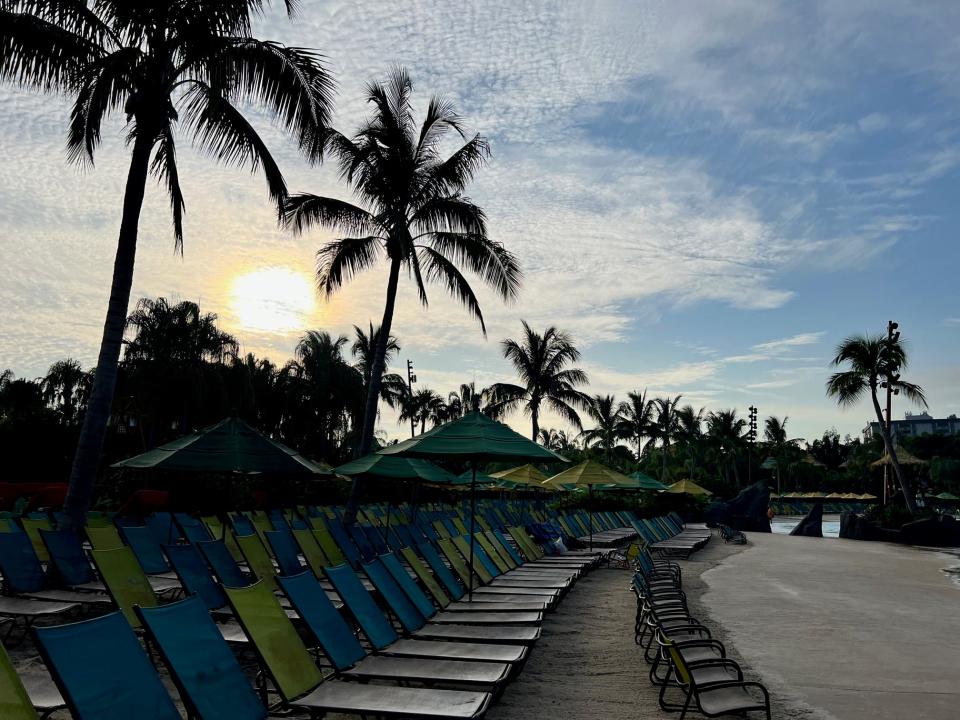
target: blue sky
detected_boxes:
[2,0,959,443]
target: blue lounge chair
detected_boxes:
[136,596,265,720]
[278,572,510,688]
[32,611,180,719]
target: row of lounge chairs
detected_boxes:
[0,502,637,718]
[630,514,713,559]
[630,535,771,718]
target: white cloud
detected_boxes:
[752,332,826,353]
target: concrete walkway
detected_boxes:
[702,533,960,720]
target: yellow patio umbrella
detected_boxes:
[870,445,927,468]
[664,479,713,497]
[542,460,634,549]
[859,493,878,501]
[825,492,845,499]
[490,463,551,487]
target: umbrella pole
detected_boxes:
[468,459,477,602]
[384,496,393,549]
[589,484,594,552]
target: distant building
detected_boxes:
[864,411,960,441]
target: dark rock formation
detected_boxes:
[704,481,771,532]
[790,502,823,537]
[899,514,960,547]
[839,511,902,542]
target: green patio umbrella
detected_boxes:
[452,470,501,486]
[626,470,667,491]
[543,460,634,549]
[378,410,567,597]
[935,491,959,501]
[112,416,334,476]
[335,454,458,546]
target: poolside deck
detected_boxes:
[702,533,960,720]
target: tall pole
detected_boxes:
[588,484,594,551]
[747,406,758,487]
[468,459,477,601]
[883,320,900,505]
[406,359,417,438]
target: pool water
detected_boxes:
[771,517,841,538]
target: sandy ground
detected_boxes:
[702,533,960,720]
[490,540,797,720]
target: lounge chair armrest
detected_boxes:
[661,624,710,638]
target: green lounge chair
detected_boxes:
[224,580,494,718]
[658,635,771,719]
[0,626,64,719]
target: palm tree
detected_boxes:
[580,394,626,461]
[351,323,406,410]
[282,68,520,522]
[538,428,573,453]
[285,331,364,461]
[763,415,794,495]
[41,359,91,425]
[399,387,442,435]
[676,404,706,476]
[652,395,682,482]
[2,1,334,528]
[826,333,927,514]
[488,321,591,441]
[706,409,748,487]
[618,390,654,461]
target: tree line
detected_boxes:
[5,299,957,507]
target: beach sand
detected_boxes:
[491,540,817,720]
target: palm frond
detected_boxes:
[191,38,334,160]
[424,231,521,301]
[181,80,287,207]
[151,126,185,252]
[411,196,486,236]
[417,246,485,331]
[316,236,382,297]
[281,193,375,236]
[0,7,101,91]
[825,371,868,407]
[66,46,139,164]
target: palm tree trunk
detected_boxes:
[530,405,539,442]
[661,441,668,482]
[62,132,155,530]
[345,257,402,525]
[871,389,916,514]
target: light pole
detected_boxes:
[747,405,758,487]
[406,359,417,438]
[880,320,900,504]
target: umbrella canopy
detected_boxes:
[663,479,713,497]
[858,493,878,500]
[379,411,567,463]
[542,460,635,489]
[825,492,845,499]
[627,471,668,491]
[379,411,567,595]
[870,445,927,468]
[112,417,333,475]
[934,491,959,501]
[760,457,778,470]
[334,454,456,484]
[490,464,550,487]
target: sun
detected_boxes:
[230,267,316,333]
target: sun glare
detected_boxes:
[230,267,316,333]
